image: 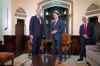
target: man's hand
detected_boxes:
[83,34,89,39]
[51,30,57,34]
[30,35,33,43]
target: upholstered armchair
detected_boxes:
[61,32,72,58]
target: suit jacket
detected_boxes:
[49,19,65,40]
[29,16,44,38]
[79,23,96,44]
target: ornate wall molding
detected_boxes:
[40,0,72,9]
[15,7,27,18]
[86,3,100,15]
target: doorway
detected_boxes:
[15,19,25,56]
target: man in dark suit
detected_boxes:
[49,10,65,63]
[29,6,44,66]
[77,16,96,61]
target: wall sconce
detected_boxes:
[64,10,66,15]
[46,12,49,15]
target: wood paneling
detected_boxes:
[1,35,80,55]
[3,35,28,56]
[71,35,80,54]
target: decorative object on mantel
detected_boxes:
[86,3,100,15]
[15,7,27,17]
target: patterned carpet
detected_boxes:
[14,53,88,66]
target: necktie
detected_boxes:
[84,24,87,34]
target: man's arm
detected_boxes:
[80,25,89,39]
[51,20,65,34]
[29,16,34,42]
[58,20,65,33]
[79,25,83,37]
[41,17,45,37]
[29,16,34,35]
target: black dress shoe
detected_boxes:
[77,58,83,61]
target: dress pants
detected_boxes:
[32,36,42,66]
[80,38,86,60]
[80,44,86,59]
[54,38,62,61]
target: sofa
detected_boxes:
[86,45,100,66]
